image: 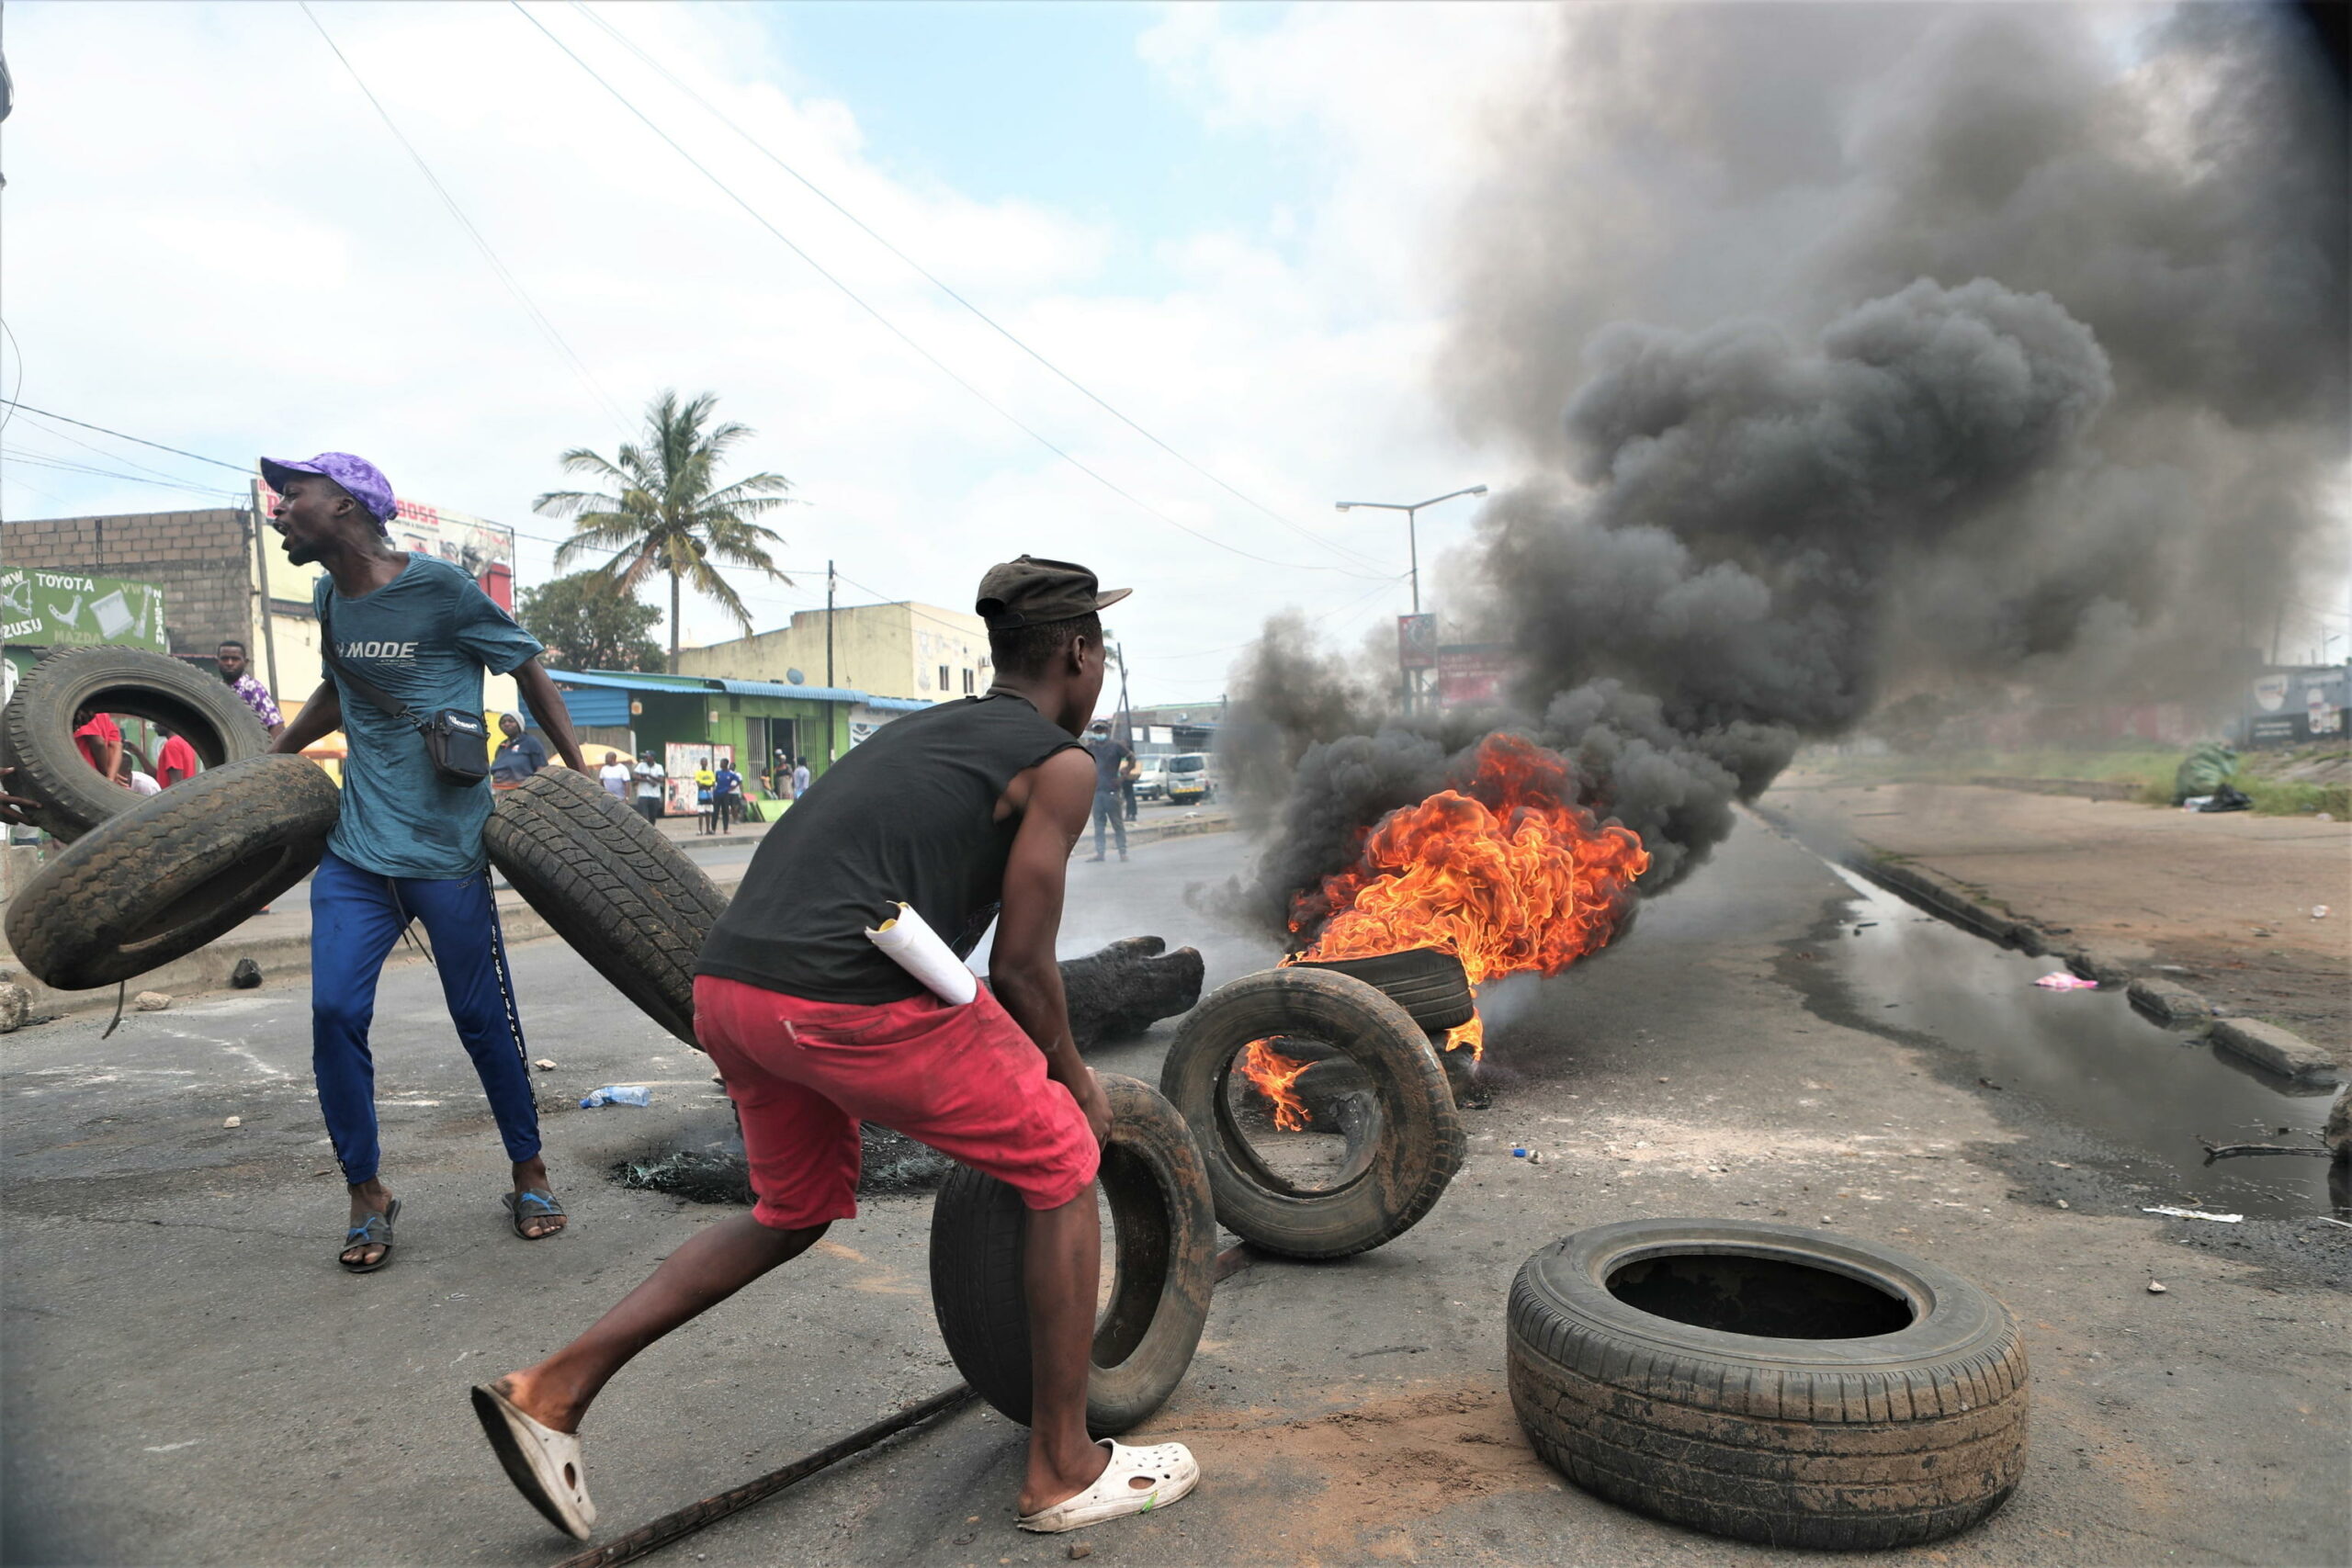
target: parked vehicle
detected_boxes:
[1165,752,1214,804]
[1135,757,1170,802]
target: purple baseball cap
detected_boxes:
[259,452,398,530]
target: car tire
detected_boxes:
[5,755,338,990]
[929,1073,1217,1436]
[1290,946,1476,1032]
[1507,1219,2030,1551]
[0,646,273,841]
[483,766,728,1048]
[1159,966,1464,1259]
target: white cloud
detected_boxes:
[3,0,1546,701]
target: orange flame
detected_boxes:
[1288,733,1649,1059]
[1237,1038,1314,1132]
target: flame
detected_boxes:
[1288,733,1650,1060]
[1442,1016,1485,1061]
[1237,1038,1314,1132]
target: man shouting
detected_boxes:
[265,452,588,1271]
[473,556,1199,1540]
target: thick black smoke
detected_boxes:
[1230,3,2346,938]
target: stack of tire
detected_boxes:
[1157,948,1476,1259]
[4,649,324,988]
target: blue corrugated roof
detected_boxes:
[546,668,935,712]
[707,677,870,705]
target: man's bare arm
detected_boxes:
[270,682,344,755]
[513,658,590,773]
[991,747,1110,1141]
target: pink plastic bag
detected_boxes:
[2033,972,2099,991]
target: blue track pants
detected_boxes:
[310,849,539,1184]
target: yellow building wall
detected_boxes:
[676,602,986,703]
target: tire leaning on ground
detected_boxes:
[0,645,272,841]
[4,755,339,990]
[482,765,729,1049]
[1159,966,1464,1259]
[929,1073,1217,1436]
[1507,1219,2030,1551]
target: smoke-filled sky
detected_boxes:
[1235,2,2347,931]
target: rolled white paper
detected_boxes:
[863,901,979,1006]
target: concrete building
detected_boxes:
[674,600,989,704]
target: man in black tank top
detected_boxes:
[475,558,1200,1540]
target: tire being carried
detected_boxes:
[1507,1219,2029,1551]
[483,766,727,1048]
[930,1074,1216,1436]
[1159,966,1464,1260]
[1,645,272,841]
[5,755,337,990]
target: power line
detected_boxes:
[10,407,226,489]
[0,400,253,472]
[508,1,1385,581]
[567,0,1394,577]
[298,2,634,438]
[0,447,246,500]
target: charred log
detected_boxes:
[1044,936,1206,1051]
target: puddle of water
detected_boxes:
[1824,866,2337,1219]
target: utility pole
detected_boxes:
[1113,639,1133,742]
[825,559,836,689]
[1336,485,1487,716]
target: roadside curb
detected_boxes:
[1747,801,2343,1086]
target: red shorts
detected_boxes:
[693,975,1100,1231]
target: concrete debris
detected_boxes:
[222,1116,241,1129]
[534,1058,557,1072]
[2211,1018,2340,1083]
[0,981,28,1033]
[2147,1280,2168,1293]
[133,991,171,1011]
[2127,976,2211,1025]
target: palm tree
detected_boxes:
[534,389,792,671]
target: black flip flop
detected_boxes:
[339,1198,401,1272]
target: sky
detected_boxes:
[0,0,1555,705]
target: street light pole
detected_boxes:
[1336,485,1487,713]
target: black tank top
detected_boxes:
[696,693,1083,1003]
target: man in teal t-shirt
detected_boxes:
[267,452,591,1273]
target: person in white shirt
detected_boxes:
[630,752,665,824]
[597,752,631,802]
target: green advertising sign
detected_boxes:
[0,567,168,651]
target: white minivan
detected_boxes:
[1164,752,1215,804]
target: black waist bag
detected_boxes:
[322,602,493,786]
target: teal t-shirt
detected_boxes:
[316,555,543,879]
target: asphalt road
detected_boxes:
[5,817,2346,1566]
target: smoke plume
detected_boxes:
[1230,3,2346,938]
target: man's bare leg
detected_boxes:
[1018,1183,1115,1516]
[492,1213,826,1431]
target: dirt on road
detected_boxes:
[1761,773,2351,1057]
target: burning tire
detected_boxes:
[1159,966,1464,1259]
[5,755,337,990]
[1291,946,1475,1032]
[928,1073,1216,1436]
[483,766,727,1049]
[1507,1219,2029,1551]
[0,645,273,842]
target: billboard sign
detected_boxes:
[257,475,517,611]
[2245,666,2346,746]
[1437,644,1514,707]
[1397,614,1438,671]
[0,567,167,651]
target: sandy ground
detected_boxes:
[5,822,2346,1566]
[1760,773,2351,1055]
